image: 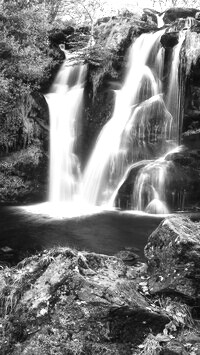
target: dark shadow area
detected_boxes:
[0,206,163,265]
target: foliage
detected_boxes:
[0,1,52,152]
[151,0,200,11]
[61,0,106,28]
[0,145,47,202]
[138,334,162,355]
[3,0,108,25]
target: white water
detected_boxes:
[133,146,183,214]
[81,30,166,206]
[156,13,164,28]
[80,29,186,213]
[46,63,86,203]
[166,31,186,141]
[34,27,186,217]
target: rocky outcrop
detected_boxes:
[114,147,200,212]
[145,216,200,301]
[163,8,199,24]
[182,30,200,143]
[0,248,169,354]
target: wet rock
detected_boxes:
[114,250,140,265]
[182,131,200,149]
[195,12,200,21]
[161,32,179,49]
[145,216,200,300]
[0,248,169,354]
[49,25,89,52]
[114,161,148,210]
[183,31,200,145]
[114,146,200,212]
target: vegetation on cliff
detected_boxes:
[1,0,200,206]
[0,1,52,153]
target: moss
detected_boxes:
[185,31,200,75]
[0,145,48,203]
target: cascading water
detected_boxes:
[166,31,186,141]
[81,30,167,207]
[22,23,191,217]
[130,31,186,213]
[156,13,165,29]
[81,28,186,213]
[45,61,87,203]
[132,146,183,214]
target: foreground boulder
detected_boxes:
[145,216,200,300]
[0,248,169,355]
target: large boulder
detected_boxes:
[163,8,198,24]
[145,216,200,300]
[0,248,169,355]
[114,148,200,212]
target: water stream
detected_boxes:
[81,30,167,207]
[31,28,186,216]
[46,63,87,203]
[80,29,185,213]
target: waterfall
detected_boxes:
[41,27,186,216]
[46,63,87,203]
[80,29,185,213]
[81,30,168,207]
[156,13,164,28]
[166,31,186,141]
[129,31,186,213]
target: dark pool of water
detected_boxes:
[0,205,165,265]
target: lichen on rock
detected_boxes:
[145,216,200,300]
[0,247,169,354]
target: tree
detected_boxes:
[151,0,200,11]
[64,0,108,47]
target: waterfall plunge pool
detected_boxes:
[1,203,199,267]
[0,204,165,266]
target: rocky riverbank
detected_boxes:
[1,215,200,354]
